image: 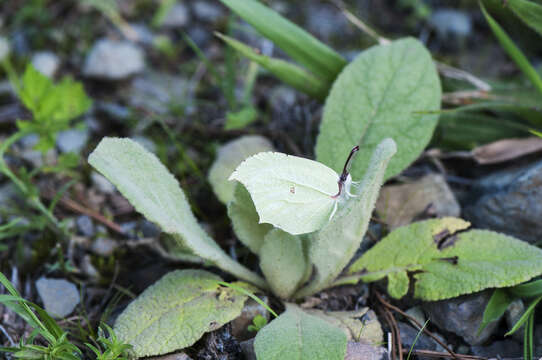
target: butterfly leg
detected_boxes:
[329,200,339,221]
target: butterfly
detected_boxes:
[229,146,359,235]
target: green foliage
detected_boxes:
[85,324,132,360]
[247,314,268,332]
[259,229,307,299]
[481,2,542,96]
[17,64,92,151]
[294,139,396,298]
[0,272,82,360]
[315,38,441,180]
[225,106,258,130]
[348,218,542,300]
[113,270,247,357]
[88,137,266,288]
[219,0,346,87]
[479,288,512,335]
[506,0,542,36]
[216,33,329,100]
[208,135,273,204]
[254,304,347,360]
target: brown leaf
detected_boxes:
[472,137,542,164]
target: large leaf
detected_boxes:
[219,0,346,85]
[114,270,247,357]
[507,0,542,37]
[228,184,273,255]
[208,135,273,204]
[481,2,542,96]
[348,218,542,300]
[254,304,347,360]
[216,34,329,100]
[315,37,441,180]
[294,139,396,298]
[88,138,266,288]
[259,229,307,299]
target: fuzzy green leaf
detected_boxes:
[507,0,542,37]
[315,37,441,180]
[216,33,329,100]
[349,217,542,300]
[208,135,273,204]
[294,139,396,298]
[259,229,307,299]
[481,2,542,96]
[254,304,347,360]
[219,0,346,85]
[114,270,247,357]
[228,184,273,255]
[88,138,266,288]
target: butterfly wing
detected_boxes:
[229,152,339,235]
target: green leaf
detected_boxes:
[295,139,396,298]
[254,304,347,360]
[349,217,542,300]
[481,2,542,96]
[479,289,513,335]
[507,0,542,37]
[219,0,346,85]
[208,135,273,204]
[316,38,441,180]
[114,270,247,357]
[88,138,267,288]
[259,229,307,299]
[509,279,542,298]
[228,184,273,255]
[216,33,329,100]
[505,295,542,336]
[225,106,258,130]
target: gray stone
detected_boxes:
[464,160,542,244]
[239,338,256,360]
[405,306,426,328]
[423,290,498,345]
[471,339,522,358]
[162,3,189,28]
[186,26,211,48]
[306,3,350,41]
[429,9,472,40]
[31,51,60,78]
[36,278,80,318]
[397,322,445,352]
[56,128,89,154]
[506,299,525,340]
[90,237,118,257]
[128,71,188,114]
[147,353,192,360]
[83,38,145,80]
[192,1,222,22]
[345,342,388,360]
[129,23,155,45]
[140,220,160,238]
[91,172,116,194]
[76,215,95,237]
[96,102,131,121]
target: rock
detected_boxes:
[422,290,498,345]
[397,322,445,352]
[96,102,131,121]
[128,71,188,114]
[375,173,460,229]
[56,128,89,154]
[306,3,350,42]
[505,299,525,340]
[76,215,95,237]
[345,342,388,360]
[186,25,212,48]
[90,237,118,257]
[192,1,223,22]
[471,339,522,358]
[147,352,192,360]
[405,306,426,328]
[129,23,155,46]
[120,221,138,238]
[83,38,145,80]
[162,3,189,28]
[464,160,542,244]
[239,338,256,360]
[0,36,9,61]
[31,51,60,78]
[429,9,472,40]
[231,297,269,341]
[140,220,160,238]
[91,172,116,194]
[36,278,80,318]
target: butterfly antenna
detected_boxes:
[332,145,360,198]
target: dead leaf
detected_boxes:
[472,137,542,164]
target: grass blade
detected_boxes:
[480,1,542,96]
[505,294,542,336]
[219,0,346,84]
[217,281,278,318]
[479,288,513,335]
[524,311,534,360]
[216,33,328,100]
[507,0,542,37]
[509,279,542,298]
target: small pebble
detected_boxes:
[36,278,80,318]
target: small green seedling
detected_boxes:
[247,315,268,332]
